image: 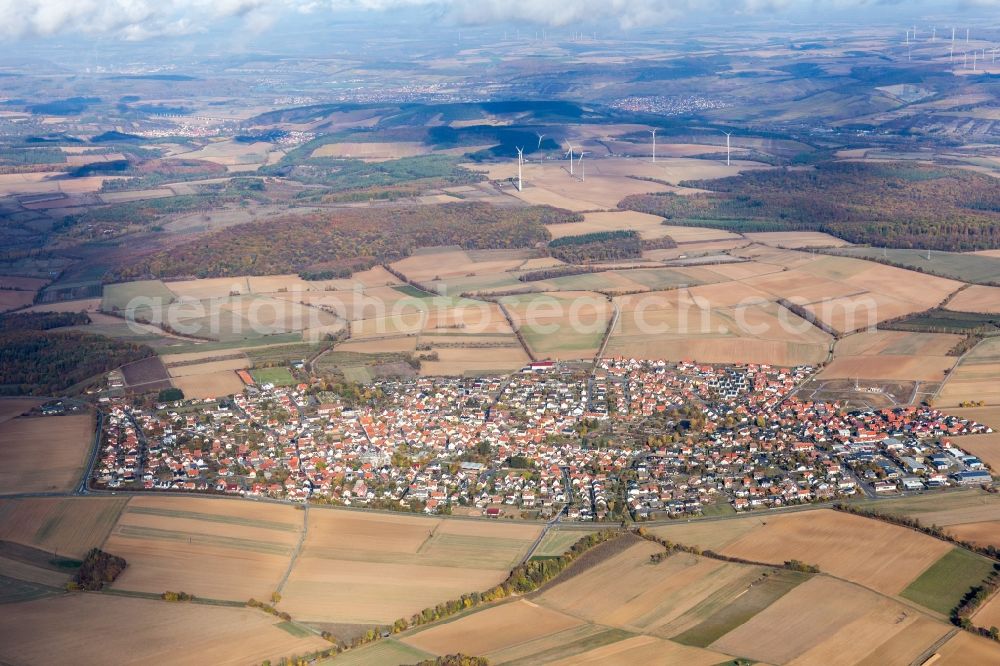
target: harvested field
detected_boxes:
[659,225,743,243]
[820,355,956,382]
[607,288,831,366]
[171,371,245,399]
[279,510,540,624]
[0,276,48,291]
[401,599,584,657]
[0,497,127,557]
[546,635,732,666]
[941,521,1000,550]
[931,628,1000,664]
[972,587,1000,630]
[946,285,1000,313]
[0,594,328,666]
[0,290,35,311]
[0,399,40,425]
[938,338,1000,406]
[537,541,774,638]
[419,347,529,376]
[167,357,250,377]
[165,277,251,300]
[0,413,94,494]
[546,210,674,241]
[104,496,303,601]
[718,509,952,596]
[743,231,851,248]
[835,330,962,357]
[709,575,950,665]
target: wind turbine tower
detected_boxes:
[536,133,546,151]
[565,143,575,176]
[722,131,733,166]
[516,147,524,192]
[951,27,956,61]
[932,27,936,42]
[578,152,588,182]
[650,128,658,163]
[967,28,970,43]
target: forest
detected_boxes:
[620,162,1000,251]
[0,311,90,332]
[547,230,642,263]
[0,330,153,395]
[111,202,580,280]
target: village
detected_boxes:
[91,358,995,522]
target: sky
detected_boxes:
[0,0,997,42]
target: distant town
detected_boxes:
[93,358,993,521]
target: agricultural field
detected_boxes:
[103,496,304,601]
[102,280,176,311]
[717,510,953,597]
[900,547,996,614]
[946,285,1000,314]
[932,631,1000,665]
[743,231,851,249]
[171,371,246,399]
[709,575,951,665]
[820,331,962,382]
[0,399,40,425]
[858,489,1000,549]
[250,367,297,386]
[312,141,429,161]
[0,413,94,494]
[0,497,127,557]
[831,247,1000,285]
[278,510,540,625]
[120,356,173,392]
[546,210,673,241]
[500,291,612,360]
[470,156,768,211]
[607,287,831,366]
[0,289,36,312]
[937,337,1000,407]
[0,594,329,666]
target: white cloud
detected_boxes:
[0,0,993,40]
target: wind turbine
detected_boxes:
[722,131,733,166]
[967,28,970,44]
[516,147,524,192]
[565,143,575,176]
[650,128,658,163]
[577,152,588,181]
[932,27,936,42]
[951,27,956,61]
[536,133,546,151]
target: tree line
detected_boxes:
[620,162,1000,251]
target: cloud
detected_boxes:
[0,0,993,40]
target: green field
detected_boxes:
[102,280,176,311]
[829,248,1000,285]
[247,343,328,367]
[250,367,297,386]
[275,620,315,638]
[0,574,62,604]
[672,569,810,647]
[533,530,588,558]
[321,638,433,666]
[124,506,299,532]
[900,547,996,615]
[886,310,1000,334]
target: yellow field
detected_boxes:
[718,509,951,596]
[709,575,950,665]
[0,594,328,666]
[820,356,957,382]
[279,510,540,624]
[548,635,730,666]
[0,497,127,557]
[104,496,303,601]
[0,413,94,494]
